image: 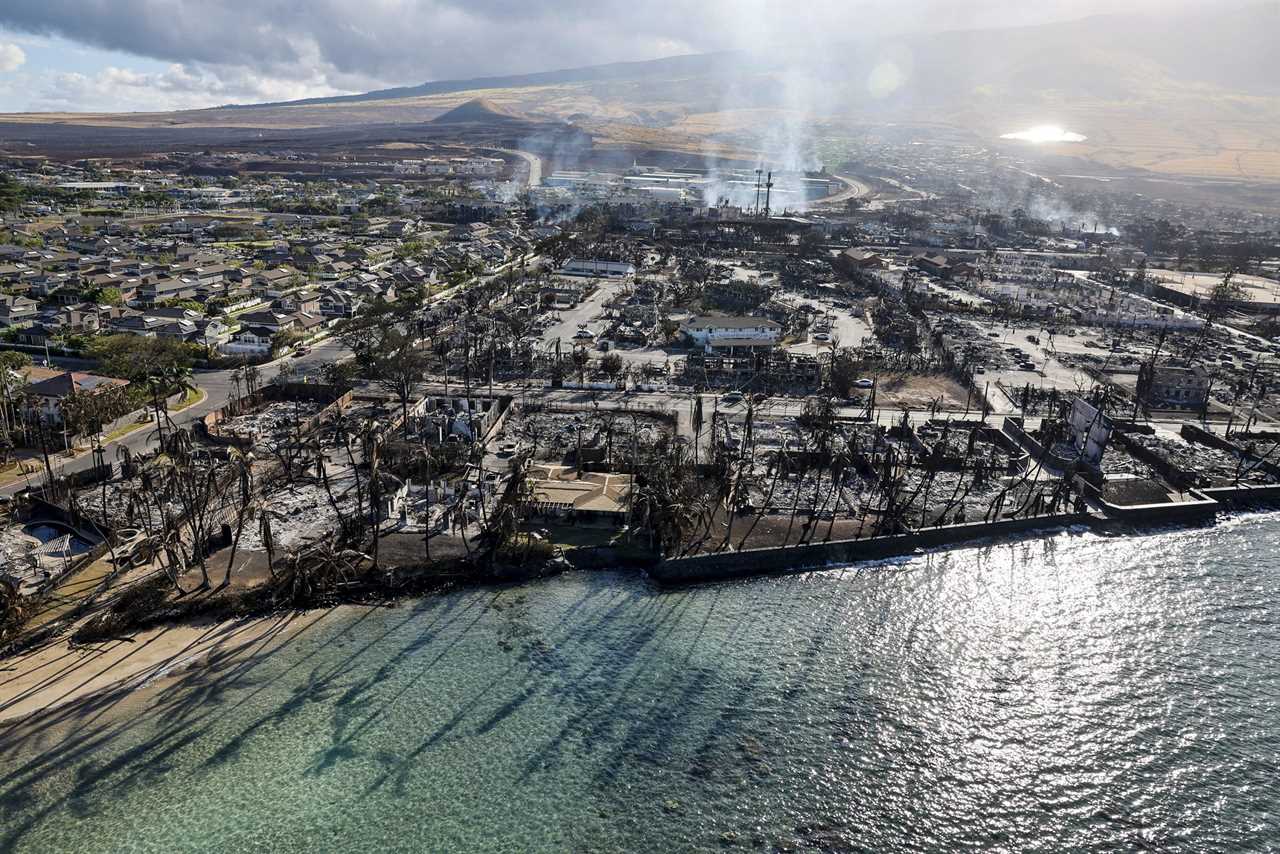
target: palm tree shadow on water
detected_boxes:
[0,565,913,850]
[0,611,324,850]
[0,592,490,851]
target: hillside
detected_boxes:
[429,98,533,125]
[0,3,1276,180]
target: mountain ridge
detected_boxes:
[0,3,1276,182]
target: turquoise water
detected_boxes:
[2,515,1279,852]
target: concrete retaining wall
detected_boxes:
[651,513,1085,586]
[1113,430,1197,489]
[1002,417,1076,474]
[1200,483,1280,506]
[1182,423,1280,480]
[1072,474,1219,524]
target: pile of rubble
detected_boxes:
[501,408,672,461]
[220,400,323,445]
[235,477,362,552]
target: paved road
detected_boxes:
[813,174,873,209]
[536,278,684,371]
[500,149,543,187]
[540,277,624,348]
[3,338,351,498]
[778,295,874,357]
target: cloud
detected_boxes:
[0,42,25,72]
[0,0,1242,111]
[19,64,344,113]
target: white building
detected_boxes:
[420,158,453,176]
[681,315,783,353]
[558,259,636,278]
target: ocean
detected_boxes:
[2,514,1278,852]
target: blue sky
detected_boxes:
[0,0,1225,114]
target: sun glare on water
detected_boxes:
[1001,125,1087,143]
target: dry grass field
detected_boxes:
[2,52,1277,185]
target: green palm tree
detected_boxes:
[145,364,196,444]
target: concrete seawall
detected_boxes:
[651,479,1280,586]
[1072,475,1220,525]
[651,513,1085,586]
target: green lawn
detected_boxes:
[170,387,205,412]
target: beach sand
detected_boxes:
[0,611,335,724]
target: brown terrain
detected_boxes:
[0,4,1275,185]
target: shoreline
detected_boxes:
[6,504,1280,727]
[0,608,345,725]
[654,486,1280,585]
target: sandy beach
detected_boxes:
[0,610,339,724]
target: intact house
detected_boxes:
[220,310,325,355]
[523,464,634,524]
[680,315,783,355]
[43,304,101,335]
[106,313,168,337]
[541,281,586,308]
[222,325,278,356]
[154,317,229,349]
[235,309,298,332]
[836,247,886,273]
[0,295,39,329]
[24,371,130,426]
[271,290,321,315]
[136,275,199,307]
[911,253,978,282]
[318,289,363,319]
[253,267,300,297]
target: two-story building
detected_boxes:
[680,315,783,354]
[0,295,39,329]
[23,371,130,426]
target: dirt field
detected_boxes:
[873,374,976,412]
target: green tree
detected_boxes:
[0,351,32,371]
[146,364,197,441]
[339,289,430,435]
[159,298,206,314]
[95,287,124,307]
[600,352,624,382]
[88,335,197,383]
[0,355,28,438]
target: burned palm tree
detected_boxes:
[220,450,256,588]
[259,511,277,579]
[632,438,709,557]
[271,539,369,609]
[244,364,262,401]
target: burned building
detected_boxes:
[1141,364,1211,409]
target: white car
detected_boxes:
[854,378,875,389]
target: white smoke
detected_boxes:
[698,19,832,213]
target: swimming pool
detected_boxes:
[22,522,96,556]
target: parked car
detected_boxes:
[854,378,875,389]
